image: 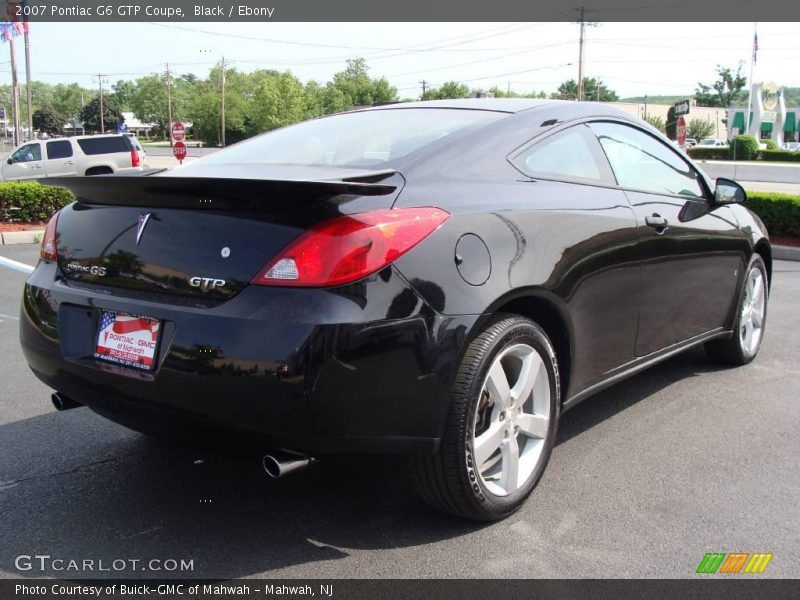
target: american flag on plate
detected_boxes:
[95,311,161,370]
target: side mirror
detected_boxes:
[714,178,746,204]
[6,158,12,165]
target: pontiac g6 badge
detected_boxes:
[136,213,151,245]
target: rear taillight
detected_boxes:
[131,149,140,167]
[40,212,59,261]
[251,207,450,288]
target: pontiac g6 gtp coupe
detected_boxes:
[21,99,770,520]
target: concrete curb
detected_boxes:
[774,245,800,262]
[1,230,44,245]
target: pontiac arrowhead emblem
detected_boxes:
[136,213,151,245]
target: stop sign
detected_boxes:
[171,122,186,142]
[677,116,687,146]
[173,141,187,162]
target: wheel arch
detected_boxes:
[754,239,772,288]
[84,165,115,176]
[477,289,575,403]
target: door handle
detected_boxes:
[65,161,75,165]
[645,213,669,234]
[32,164,43,169]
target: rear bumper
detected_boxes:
[20,261,478,455]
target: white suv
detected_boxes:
[1,134,146,181]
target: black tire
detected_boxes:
[412,315,560,521]
[705,254,769,365]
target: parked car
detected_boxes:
[782,142,800,151]
[1,134,144,181]
[25,99,770,521]
[697,138,728,148]
[684,138,698,147]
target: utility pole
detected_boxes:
[23,21,32,141]
[575,7,598,102]
[166,63,173,147]
[220,56,226,147]
[577,7,585,102]
[420,80,428,98]
[8,37,21,145]
[95,73,107,133]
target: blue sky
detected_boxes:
[6,21,800,99]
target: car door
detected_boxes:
[44,139,78,177]
[589,121,742,357]
[511,124,642,392]
[3,142,44,180]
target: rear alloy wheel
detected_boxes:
[412,316,560,520]
[705,254,768,365]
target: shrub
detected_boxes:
[0,182,74,222]
[764,139,778,150]
[687,147,730,161]
[758,149,800,163]
[730,135,760,161]
[746,191,800,237]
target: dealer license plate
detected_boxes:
[94,311,161,371]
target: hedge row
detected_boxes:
[0,182,74,222]
[746,191,800,238]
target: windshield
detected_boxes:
[197,108,504,169]
[700,139,716,145]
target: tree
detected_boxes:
[695,64,747,107]
[112,80,136,111]
[644,115,666,133]
[686,119,716,140]
[251,71,306,132]
[328,58,397,109]
[422,81,469,100]
[32,104,64,135]
[553,78,618,102]
[80,95,124,133]
[52,83,91,128]
[666,105,677,140]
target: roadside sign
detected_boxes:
[675,99,690,117]
[761,110,777,123]
[171,122,186,143]
[677,116,687,146]
[117,123,127,133]
[173,141,187,163]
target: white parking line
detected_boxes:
[0,256,35,274]
[0,313,19,321]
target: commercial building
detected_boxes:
[727,83,798,144]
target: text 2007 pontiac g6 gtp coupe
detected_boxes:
[21,99,770,520]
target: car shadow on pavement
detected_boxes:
[0,346,727,579]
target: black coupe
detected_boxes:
[22,99,770,520]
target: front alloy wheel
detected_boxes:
[705,254,769,365]
[412,315,560,520]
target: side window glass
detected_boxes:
[46,140,73,160]
[513,125,611,184]
[12,143,41,163]
[590,122,705,198]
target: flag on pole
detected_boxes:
[752,31,759,65]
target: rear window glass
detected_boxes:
[46,140,73,159]
[198,108,504,168]
[77,136,131,155]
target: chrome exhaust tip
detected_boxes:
[262,452,315,479]
[51,392,82,411]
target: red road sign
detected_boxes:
[171,122,186,142]
[677,116,687,146]
[173,141,187,162]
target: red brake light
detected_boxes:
[131,148,140,167]
[40,212,59,261]
[252,207,450,288]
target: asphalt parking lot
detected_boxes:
[0,243,798,579]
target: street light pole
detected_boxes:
[166,62,173,146]
[220,55,226,147]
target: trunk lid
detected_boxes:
[45,169,403,302]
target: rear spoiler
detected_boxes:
[42,171,399,209]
